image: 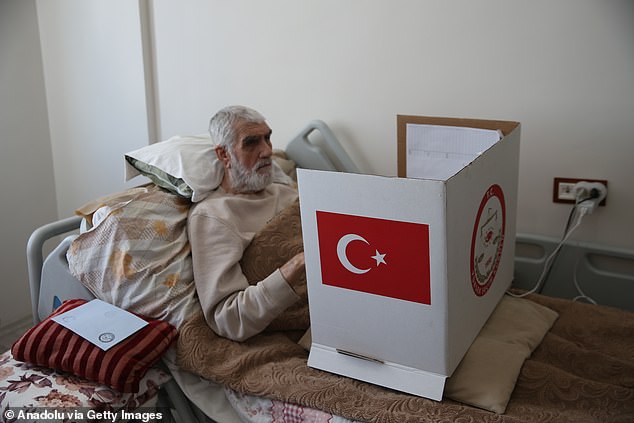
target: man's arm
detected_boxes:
[280,251,305,292]
[188,213,301,341]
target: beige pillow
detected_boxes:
[68,185,201,328]
[444,295,559,413]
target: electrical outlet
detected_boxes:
[553,177,608,205]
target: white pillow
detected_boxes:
[124,134,223,202]
[125,134,293,202]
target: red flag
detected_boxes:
[316,211,431,304]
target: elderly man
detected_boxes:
[188,105,305,342]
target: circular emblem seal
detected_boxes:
[99,332,116,343]
[470,184,505,297]
[60,315,76,324]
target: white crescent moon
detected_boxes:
[337,234,370,274]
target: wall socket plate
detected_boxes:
[553,177,608,205]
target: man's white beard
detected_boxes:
[228,154,273,193]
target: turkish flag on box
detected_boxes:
[316,211,431,304]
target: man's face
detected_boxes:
[232,121,273,171]
[224,120,274,193]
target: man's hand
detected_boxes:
[280,251,306,292]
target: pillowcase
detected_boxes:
[68,184,201,328]
[444,295,559,413]
[125,134,223,202]
[124,134,293,202]
[11,299,177,393]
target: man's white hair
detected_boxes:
[208,105,266,149]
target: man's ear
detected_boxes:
[215,145,231,168]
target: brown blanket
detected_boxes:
[177,200,634,422]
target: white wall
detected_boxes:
[37,0,153,218]
[152,0,634,249]
[2,0,632,327]
[0,0,57,326]
[0,0,153,326]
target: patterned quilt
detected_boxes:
[176,200,634,423]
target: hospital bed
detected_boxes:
[6,120,634,423]
[13,120,359,423]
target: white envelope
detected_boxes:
[52,299,148,350]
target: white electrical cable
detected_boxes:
[571,255,598,305]
[508,206,587,298]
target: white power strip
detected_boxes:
[574,181,608,214]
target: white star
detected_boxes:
[371,250,387,266]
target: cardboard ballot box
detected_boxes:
[297,116,520,401]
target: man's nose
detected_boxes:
[259,139,272,157]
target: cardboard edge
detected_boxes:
[308,344,447,401]
[396,115,520,178]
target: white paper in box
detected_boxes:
[297,116,520,401]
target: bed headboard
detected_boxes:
[513,233,634,312]
[285,120,360,174]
